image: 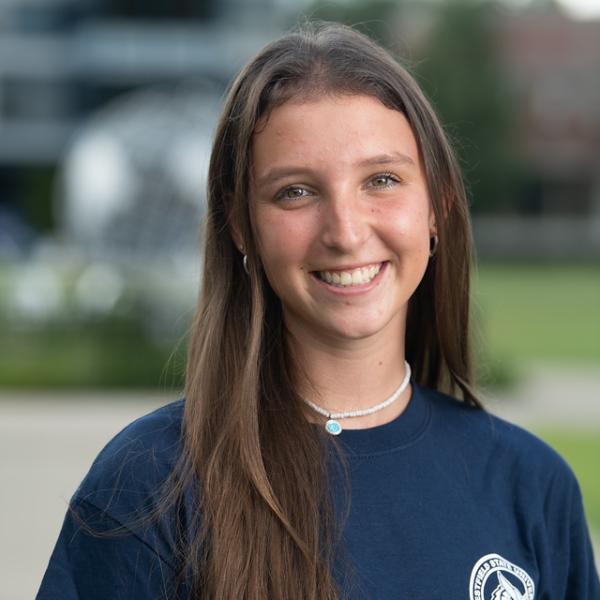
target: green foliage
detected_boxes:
[412,1,523,213]
[301,0,525,214]
[0,317,186,389]
[20,166,57,232]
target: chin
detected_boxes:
[324,318,391,341]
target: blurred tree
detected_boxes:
[412,1,523,213]
[21,166,56,232]
[302,0,524,213]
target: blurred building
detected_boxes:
[0,0,292,167]
[396,1,600,259]
[485,5,600,259]
[0,0,301,330]
[495,8,600,216]
[0,0,598,261]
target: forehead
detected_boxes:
[251,94,420,173]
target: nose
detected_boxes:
[319,191,370,253]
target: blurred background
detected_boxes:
[0,0,598,596]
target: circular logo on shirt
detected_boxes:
[469,553,535,600]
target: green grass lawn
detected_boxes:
[1,262,598,389]
[531,428,600,533]
[474,263,600,364]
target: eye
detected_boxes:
[275,186,313,202]
[368,172,401,189]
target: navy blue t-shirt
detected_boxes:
[37,384,600,599]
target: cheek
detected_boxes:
[255,210,314,261]
[383,208,431,251]
[252,218,299,290]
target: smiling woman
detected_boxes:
[37,22,600,600]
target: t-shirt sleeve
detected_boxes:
[539,454,600,599]
[563,477,600,598]
[36,401,190,600]
[36,497,180,600]
[473,408,600,599]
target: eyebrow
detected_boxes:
[358,152,415,168]
[254,151,415,188]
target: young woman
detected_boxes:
[38,22,599,600]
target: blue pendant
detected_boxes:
[325,419,342,435]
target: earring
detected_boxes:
[429,234,439,257]
[239,245,249,275]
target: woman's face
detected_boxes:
[248,94,435,346]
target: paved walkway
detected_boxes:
[0,391,169,600]
[1,365,599,599]
[484,363,600,429]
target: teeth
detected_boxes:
[318,263,382,287]
[340,272,352,285]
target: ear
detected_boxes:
[228,212,244,253]
[428,204,437,236]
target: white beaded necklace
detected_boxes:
[303,361,412,435]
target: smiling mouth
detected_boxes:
[314,262,384,287]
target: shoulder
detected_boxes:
[38,401,190,598]
[73,399,186,519]
[419,385,578,494]
[417,387,600,597]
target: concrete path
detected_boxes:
[0,391,170,600]
[1,365,599,599]
[484,363,600,429]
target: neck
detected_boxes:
[288,325,411,430]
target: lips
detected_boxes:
[315,262,383,287]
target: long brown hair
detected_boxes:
[179,21,481,599]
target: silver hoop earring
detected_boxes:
[239,245,250,275]
[429,234,439,258]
